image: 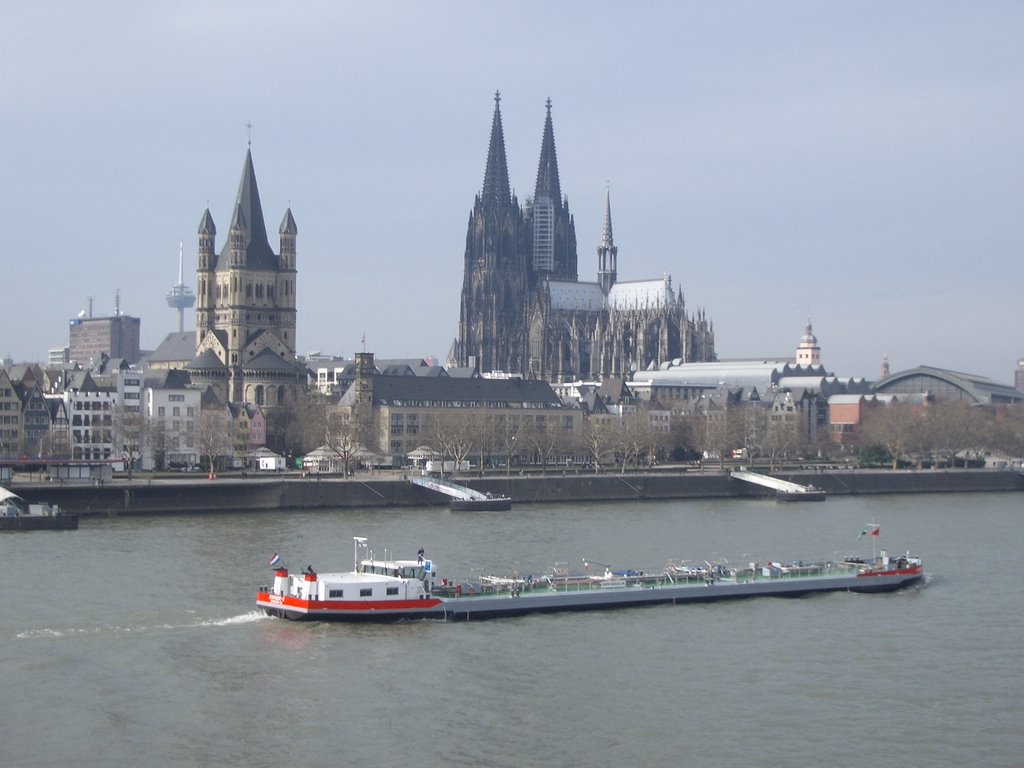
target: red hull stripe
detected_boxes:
[257,592,443,612]
[856,566,923,579]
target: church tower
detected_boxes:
[195,208,217,345]
[193,148,303,406]
[597,188,618,294]
[278,207,298,344]
[526,99,577,285]
[795,318,821,367]
[457,92,528,374]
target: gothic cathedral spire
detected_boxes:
[528,98,577,282]
[480,91,512,209]
[598,186,618,294]
[533,98,562,209]
[457,92,528,374]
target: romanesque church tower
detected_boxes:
[191,148,306,406]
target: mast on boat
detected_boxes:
[353,536,367,571]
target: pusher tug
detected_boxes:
[256,533,924,623]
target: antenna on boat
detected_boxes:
[353,537,368,571]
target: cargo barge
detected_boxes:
[256,535,924,622]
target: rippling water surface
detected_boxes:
[3,492,1021,767]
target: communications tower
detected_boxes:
[165,240,196,333]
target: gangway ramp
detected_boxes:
[731,469,826,502]
[409,475,512,511]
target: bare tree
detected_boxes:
[859,401,926,469]
[762,406,798,471]
[614,409,656,473]
[330,409,359,478]
[922,402,978,467]
[430,410,476,477]
[303,391,335,453]
[521,415,563,472]
[197,408,230,476]
[698,400,743,468]
[470,414,497,475]
[112,405,146,479]
[496,415,524,476]
[265,400,306,463]
[577,416,617,473]
[989,404,1024,459]
[662,401,700,461]
[148,419,168,471]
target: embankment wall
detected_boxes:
[10,468,1023,516]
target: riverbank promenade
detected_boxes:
[9,466,1023,516]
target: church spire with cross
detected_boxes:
[598,185,618,294]
[528,97,577,282]
[533,98,562,207]
[480,91,512,209]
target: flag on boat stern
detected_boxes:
[858,525,881,539]
[269,553,282,567]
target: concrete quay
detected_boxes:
[8,467,1023,517]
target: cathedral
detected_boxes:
[188,148,307,407]
[453,93,716,382]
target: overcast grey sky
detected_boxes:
[2,1,1021,382]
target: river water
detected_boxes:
[2,492,1021,767]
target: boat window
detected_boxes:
[386,587,399,596]
[328,589,343,598]
[360,588,373,597]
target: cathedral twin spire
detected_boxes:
[480,91,513,209]
[480,91,566,213]
[479,91,567,217]
[533,98,562,207]
[459,92,716,378]
[472,91,589,284]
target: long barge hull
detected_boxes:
[0,515,78,531]
[256,567,923,623]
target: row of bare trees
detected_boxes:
[261,396,829,475]
[661,402,804,470]
[112,393,1024,475]
[281,395,679,475]
[112,405,233,475]
[417,409,674,475]
[858,401,1024,468]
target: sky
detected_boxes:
[2,1,1022,383]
